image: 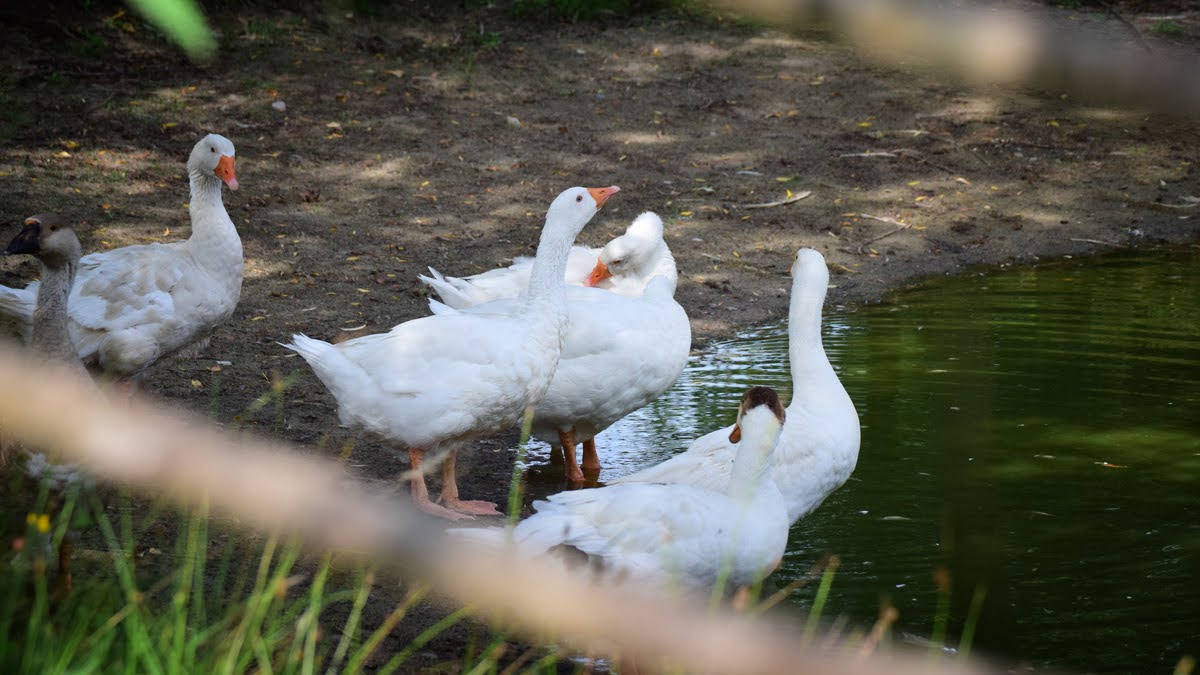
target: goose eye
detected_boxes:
[575,195,583,203]
[210,147,216,153]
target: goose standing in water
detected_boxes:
[611,248,860,525]
[285,186,620,519]
[451,386,790,593]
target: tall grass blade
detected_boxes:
[376,606,472,675]
[957,586,987,660]
[802,556,840,646]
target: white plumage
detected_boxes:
[0,134,242,385]
[610,248,861,524]
[418,211,674,308]
[451,387,790,592]
[426,274,690,482]
[284,186,620,520]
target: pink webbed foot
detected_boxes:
[439,497,502,517]
[414,496,475,521]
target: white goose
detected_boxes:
[0,134,242,390]
[427,273,690,483]
[419,211,674,308]
[610,248,860,524]
[451,386,790,593]
[284,186,620,520]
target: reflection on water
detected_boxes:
[522,249,1200,673]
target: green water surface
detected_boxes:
[525,249,1200,673]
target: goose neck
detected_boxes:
[522,219,578,314]
[728,415,780,504]
[647,244,677,280]
[188,169,226,216]
[186,170,242,266]
[788,296,833,384]
[31,260,77,361]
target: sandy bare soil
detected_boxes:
[2,1,1198,667]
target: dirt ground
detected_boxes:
[2,1,1199,669]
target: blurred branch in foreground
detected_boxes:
[0,344,997,675]
[711,0,1200,112]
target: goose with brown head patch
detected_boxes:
[611,248,861,526]
[451,386,790,594]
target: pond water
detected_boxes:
[522,249,1200,673]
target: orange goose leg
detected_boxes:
[559,428,584,484]
[407,448,471,520]
[581,437,601,475]
[437,449,502,516]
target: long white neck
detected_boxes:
[728,409,782,505]
[186,167,242,268]
[523,216,579,315]
[788,294,834,388]
[645,243,678,293]
[787,278,854,425]
[32,257,78,363]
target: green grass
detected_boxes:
[4,373,988,673]
[1,472,998,673]
[2,491,383,673]
[1151,19,1184,36]
[0,382,560,674]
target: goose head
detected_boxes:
[584,211,664,287]
[789,248,830,301]
[3,214,81,267]
[546,185,620,237]
[728,385,786,444]
[189,133,239,191]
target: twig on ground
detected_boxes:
[855,213,905,226]
[1069,237,1126,248]
[968,148,992,168]
[1143,199,1200,211]
[743,191,812,209]
[894,149,956,174]
[838,152,897,158]
[853,214,912,254]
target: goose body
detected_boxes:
[419,211,674,309]
[610,248,860,524]
[285,186,620,519]
[427,273,690,481]
[0,134,242,385]
[451,387,790,591]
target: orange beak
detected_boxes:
[586,185,620,209]
[584,259,613,287]
[214,155,238,191]
[728,424,741,443]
